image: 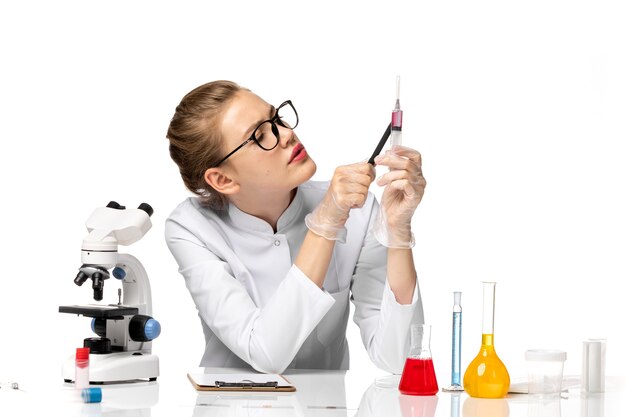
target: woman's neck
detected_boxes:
[230,188,296,232]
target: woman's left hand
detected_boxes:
[373,145,427,247]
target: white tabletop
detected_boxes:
[1,367,624,416]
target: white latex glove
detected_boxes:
[305,162,375,243]
[372,146,426,248]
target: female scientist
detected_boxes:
[165,80,427,374]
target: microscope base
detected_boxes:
[62,351,159,384]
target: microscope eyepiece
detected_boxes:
[74,271,89,286]
[106,201,125,210]
[138,203,153,217]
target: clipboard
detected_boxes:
[187,372,296,392]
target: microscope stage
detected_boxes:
[59,304,139,318]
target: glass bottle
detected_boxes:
[463,282,510,398]
[399,324,439,395]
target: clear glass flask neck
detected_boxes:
[481,282,496,335]
[410,323,432,358]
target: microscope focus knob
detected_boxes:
[129,315,161,342]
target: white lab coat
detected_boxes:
[164,181,424,374]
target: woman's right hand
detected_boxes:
[305,162,375,242]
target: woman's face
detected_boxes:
[218,90,317,195]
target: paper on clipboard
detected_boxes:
[187,372,296,392]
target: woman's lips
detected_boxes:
[289,144,307,164]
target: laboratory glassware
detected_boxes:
[390,75,403,147]
[463,281,510,398]
[443,291,464,392]
[399,324,439,395]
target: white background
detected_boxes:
[1,0,624,391]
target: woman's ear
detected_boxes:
[204,168,240,196]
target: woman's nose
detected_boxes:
[277,125,294,147]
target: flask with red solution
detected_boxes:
[399,324,439,396]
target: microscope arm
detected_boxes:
[114,253,152,316]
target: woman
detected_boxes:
[165,80,427,374]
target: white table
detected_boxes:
[1,367,624,416]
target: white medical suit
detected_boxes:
[165,181,424,374]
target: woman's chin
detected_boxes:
[302,158,317,181]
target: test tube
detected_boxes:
[75,347,90,389]
[443,291,464,392]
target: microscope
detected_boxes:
[59,201,160,384]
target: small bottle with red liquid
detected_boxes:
[399,324,439,396]
[75,347,90,389]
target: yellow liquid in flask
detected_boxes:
[463,334,510,398]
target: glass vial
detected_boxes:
[463,282,510,398]
[75,347,90,389]
[399,324,439,395]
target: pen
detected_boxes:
[368,123,392,165]
[215,380,279,388]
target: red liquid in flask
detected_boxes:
[399,358,439,395]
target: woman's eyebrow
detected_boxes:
[243,105,276,137]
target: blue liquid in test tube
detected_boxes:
[452,301,462,385]
[444,291,464,392]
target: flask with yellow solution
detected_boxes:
[463,282,510,398]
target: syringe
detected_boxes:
[367,76,403,165]
[390,75,403,148]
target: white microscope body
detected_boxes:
[60,201,160,384]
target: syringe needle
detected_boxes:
[395,75,401,109]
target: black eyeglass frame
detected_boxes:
[214,100,299,167]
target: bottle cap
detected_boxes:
[76,347,90,361]
[81,387,102,403]
[525,349,567,362]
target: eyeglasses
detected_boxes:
[215,100,299,167]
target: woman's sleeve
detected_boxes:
[165,217,335,374]
[350,200,425,374]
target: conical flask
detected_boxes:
[399,324,439,395]
[463,282,510,398]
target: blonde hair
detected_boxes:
[166,80,244,209]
